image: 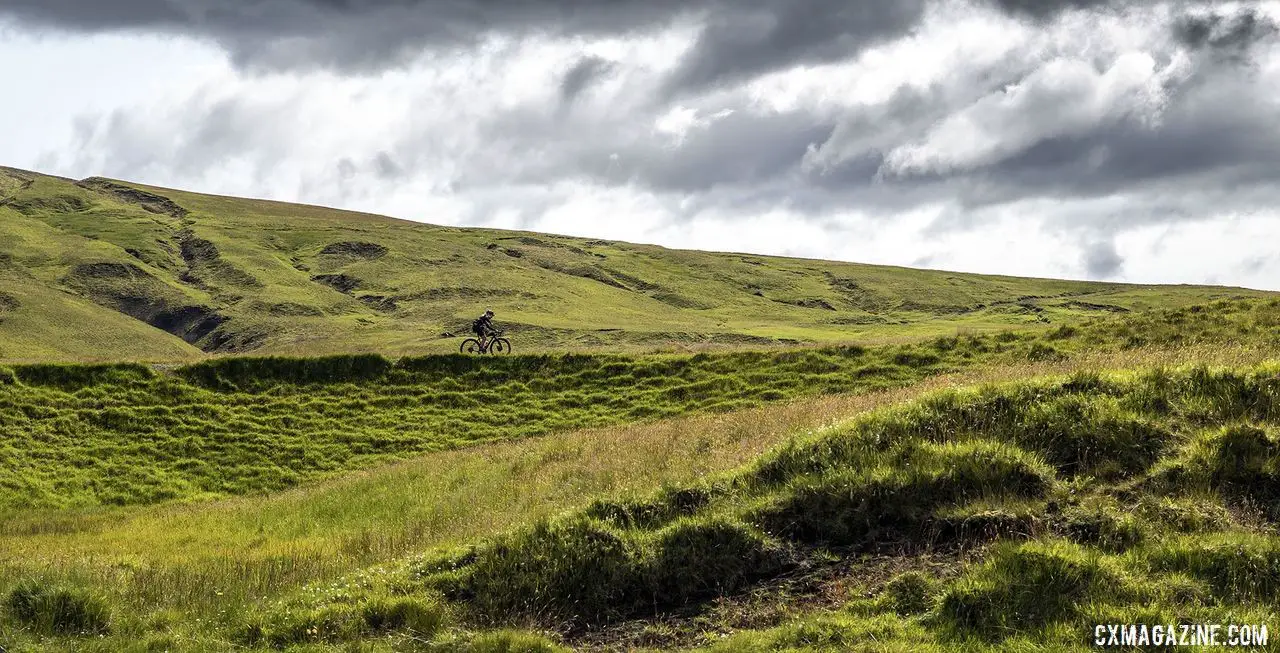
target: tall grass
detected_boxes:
[395,363,1280,649]
[4,299,1276,513]
[2,302,1279,649]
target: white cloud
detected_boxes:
[2,2,1279,291]
[881,51,1183,177]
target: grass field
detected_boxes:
[1,298,1278,651]
[2,165,1273,362]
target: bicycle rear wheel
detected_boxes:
[461,338,484,354]
[489,338,512,355]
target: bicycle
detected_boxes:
[460,330,512,355]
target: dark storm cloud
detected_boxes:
[559,56,615,103]
[988,0,1120,19]
[372,151,403,179]
[1082,239,1124,278]
[0,0,691,70]
[618,112,838,192]
[659,1,929,95]
[1173,8,1279,59]
[1239,255,1272,275]
[0,0,186,29]
[950,61,1280,212]
[0,0,949,95]
[1,0,1246,93]
[0,0,941,94]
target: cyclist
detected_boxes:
[471,309,498,349]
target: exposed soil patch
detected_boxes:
[5,194,93,215]
[135,303,228,344]
[515,236,555,248]
[396,287,537,302]
[1063,300,1131,313]
[64,263,230,349]
[536,261,628,290]
[775,297,837,311]
[826,275,890,311]
[202,327,267,353]
[175,230,261,288]
[502,248,524,258]
[652,292,715,310]
[265,302,324,317]
[77,178,188,218]
[571,553,967,652]
[72,262,148,280]
[898,300,973,315]
[178,232,220,266]
[0,292,18,312]
[503,236,593,256]
[831,314,892,325]
[312,273,363,293]
[358,295,398,312]
[602,268,663,292]
[319,242,388,259]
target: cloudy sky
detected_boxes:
[2,1,1279,289]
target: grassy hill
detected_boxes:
[0,299,1278,651]
[2,166,1272,362]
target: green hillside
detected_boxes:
[2,166,1270,362]
[1,299,1278,651]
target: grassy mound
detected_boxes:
[391,364,1280,648]
[437,516,789,626]
[938,540,1128,637]
[5,581,111,636]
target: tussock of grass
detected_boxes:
[937,540,1129,637]
[437,629,570,652]
[240,594,450,648]
[436,516,790,626]
[1143,534,1280,603]
[398,363,1280,648]
[5,580,111,636]
[879,571,941,616]
[1149,424,1280,520]
[752,440,1053,547]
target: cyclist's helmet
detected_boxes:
[485,309,494,317]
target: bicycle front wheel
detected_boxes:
[461,338,484,354]
[489,338,512,355]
